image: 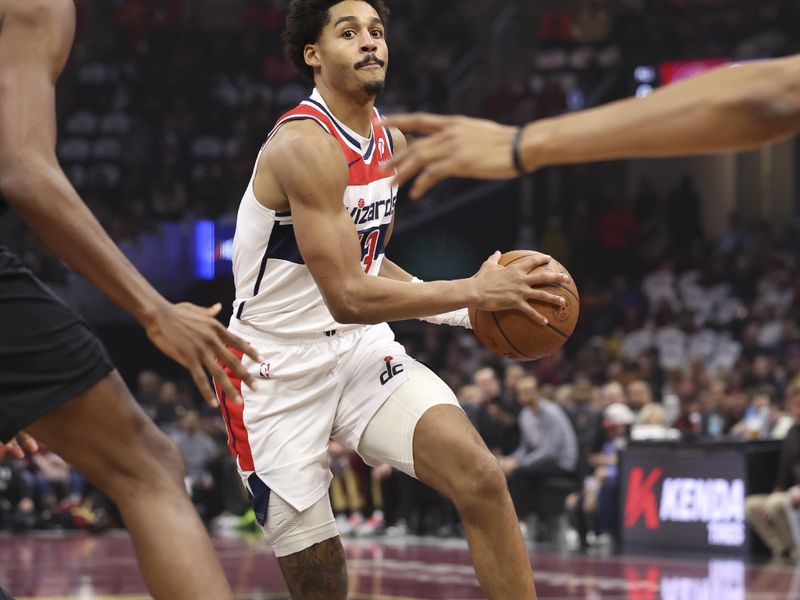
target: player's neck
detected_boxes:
[315,82,375,138]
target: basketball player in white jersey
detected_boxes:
[385,54,800,197]
[218,1,569,598]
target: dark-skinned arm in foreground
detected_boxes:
[385,54,800,198]
[0,0,261,420]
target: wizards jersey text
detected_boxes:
[230,88,397,336]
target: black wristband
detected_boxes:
[512,126,528,176]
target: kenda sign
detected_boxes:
[621,447,748,553]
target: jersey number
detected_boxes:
[359,229,381,273]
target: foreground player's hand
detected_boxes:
[383,113,523,199]
[472,251,569,326]
[3,431,38,459]
[144,302,261,406]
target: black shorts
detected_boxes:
[0,247,113,443]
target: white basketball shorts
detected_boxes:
[215,322,411,519]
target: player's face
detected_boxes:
[312,1,388,98]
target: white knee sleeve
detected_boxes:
[265,491,338,558]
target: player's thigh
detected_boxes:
[358,361,493,497]
[27,371,182,498]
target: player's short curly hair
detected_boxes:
[283,0,390,81]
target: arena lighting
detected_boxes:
[194,219,216,280]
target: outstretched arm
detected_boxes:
[0,1,259,405]
[386,54,800,198]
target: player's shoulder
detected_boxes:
[387,126,407,152]
[263,120,348,185]
[267,121,342,161]
[3,0,74,25]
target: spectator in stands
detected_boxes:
[473,367,520,456]
[30,448,85,511]
[626,379,654,421]
[566,375,604,479]
[0,454,36,531]
[500,376,578,523]
[566,402,633,549]
[171,411,221,522]
[745,384,800,558]
[134,369,163,420]
[631,403,680,441]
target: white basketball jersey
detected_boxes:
[230,89,398,336]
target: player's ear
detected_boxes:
[304,44,321,71]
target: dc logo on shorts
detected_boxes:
[380,356,404,385]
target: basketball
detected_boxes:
[468,250,579,361]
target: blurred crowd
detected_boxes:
[4,214,798,552]
[486,0,798,124]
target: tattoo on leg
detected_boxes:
[277,537,348,600]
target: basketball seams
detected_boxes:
[491,311,535,360]
[544,322,569,339]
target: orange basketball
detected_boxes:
[468,250,579,361]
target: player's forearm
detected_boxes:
[327,274,478,324]
[522,57,800,168]
[1,159,170,324]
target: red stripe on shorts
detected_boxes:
[214,348,255,472]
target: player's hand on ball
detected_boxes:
[144,302,262,406]
[2,430,38,459]
[472,251,569,326]
[383,113,530,199]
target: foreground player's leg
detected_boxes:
[27,371,233,600]
[277,538,348,599]
[264,490,347,599]
[414,405,537,599]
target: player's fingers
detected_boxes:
[410,162,453,199]
[219,327,263,363]
[189,362,219,407]
[205,303,222,317]
[214,341,257,391]
[17,431,38,454]
[514,253,552,272]
[5,440,24,460]
[382,113,451,134]
[205,356,243,405]
[391,137,444,189]
[518,300,549,326]
[526,271,570,286]
[526,288,567,307]
[483,250,501,266]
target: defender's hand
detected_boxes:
[472,252,569,325]
[384,114,529,199]
[3,431,38,459]
[144,302,261,406]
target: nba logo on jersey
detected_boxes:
[378,139,385,157]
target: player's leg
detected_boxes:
[215,327,349,599]
[262,490,346,600]
[0,253,233,599]
[26,371,233,600]
[358,362,536,600]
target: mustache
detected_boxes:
[355,54,385,69]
